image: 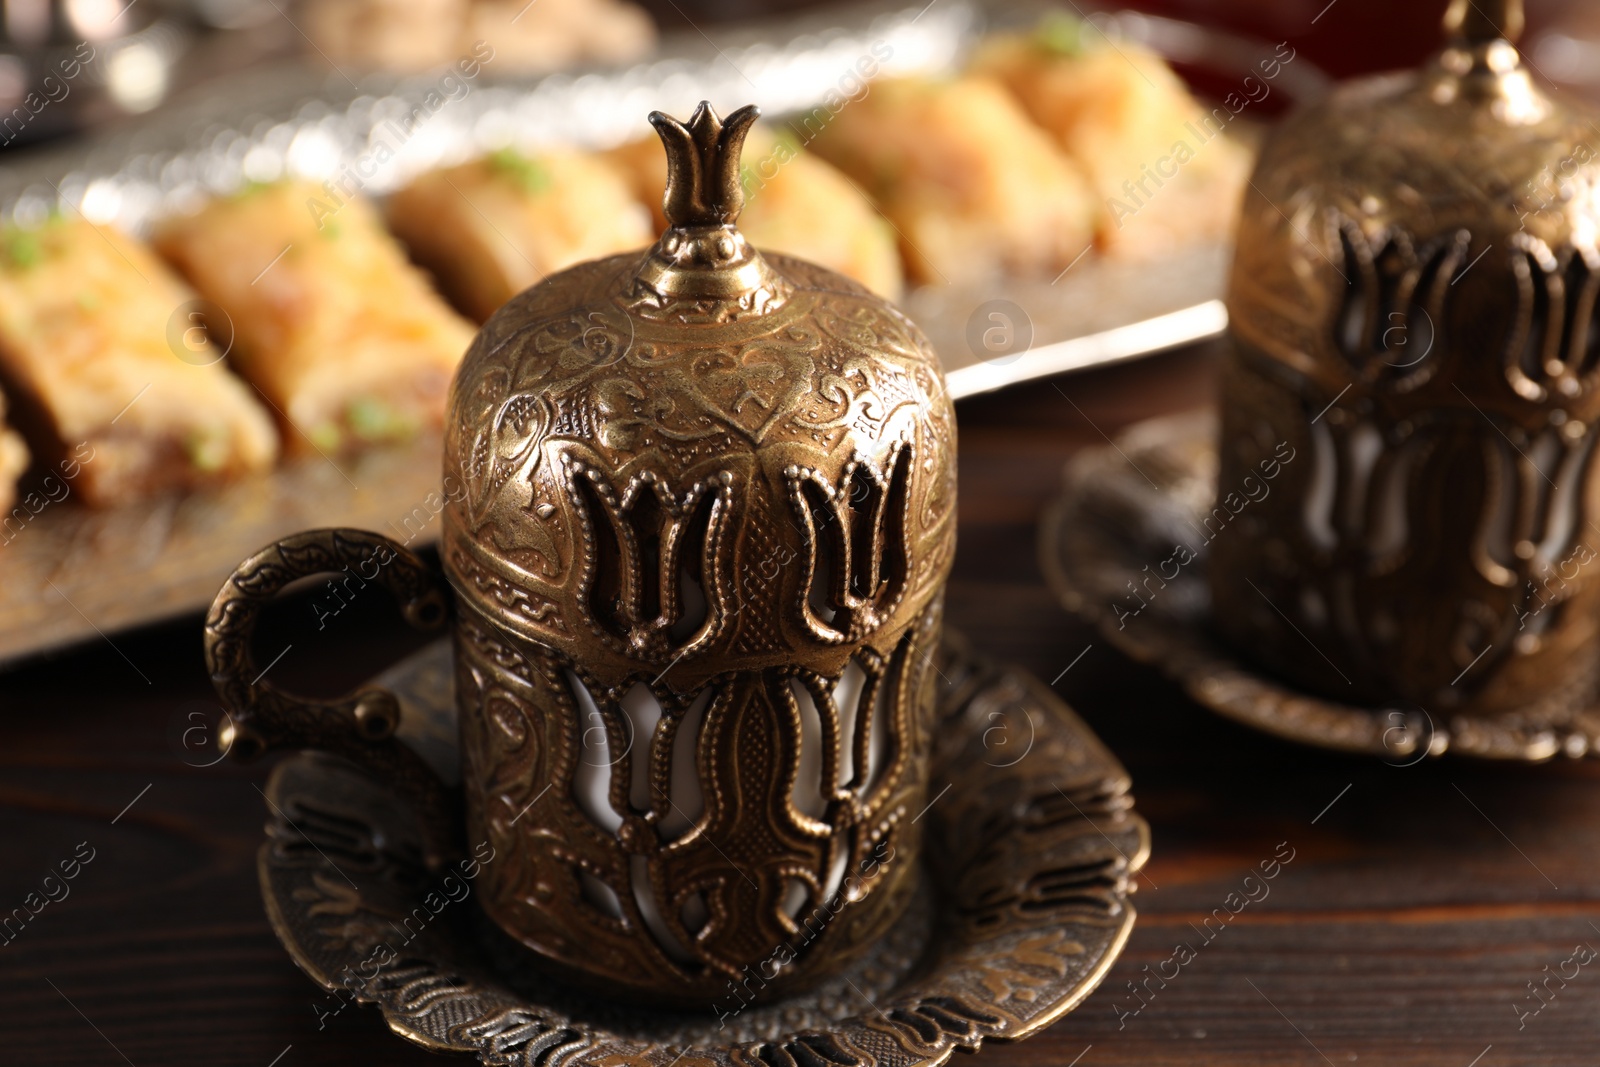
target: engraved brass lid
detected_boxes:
[1232,0,1600,423]
[441,101,956,685]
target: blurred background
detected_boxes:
[0,0,1597,149]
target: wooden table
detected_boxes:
[7,342,1600,1066]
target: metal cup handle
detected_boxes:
[203,527,459,868]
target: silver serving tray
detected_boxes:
[0,1,1326,665]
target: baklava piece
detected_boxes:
[0,390,27,514]
[303,0,466,72]
[972,14,1254,259]
[608,124,906,301]
[462,0,655,72]
[155,181,476,455]
[387,147,654,322]
[303,0,654,73]
[808,75,1096,286]
[0,217,277,507]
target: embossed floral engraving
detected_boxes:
[256,635,1147,1065]
[1213,6,1600,721]
[439,103,958,1004]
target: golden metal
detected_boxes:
[204,528,461,864]
[1212,0,1600,725]
[631,104,780,305]
[442,99,956,1005]
[255,634,1147,1063]
[207,101,957,1007]
[1042,412,1600,761]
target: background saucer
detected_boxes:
[1040,411,1600,761]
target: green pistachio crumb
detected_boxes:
[1034,11,1088,57]
[184,429,229,472]
[308,421,343,453]
[488,148,553,195]
[2,230,42,270]
[233,179,274,200]
[346,396,417,442]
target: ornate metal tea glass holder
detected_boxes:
[1042,411,1600,761]
[254,634,1148,1066]
[1212,0,1600,726]
[208,101,957,1008]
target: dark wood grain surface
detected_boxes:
[6,343,1600,1066]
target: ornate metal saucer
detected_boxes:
[1040,411,1600,762]
[256,632,1149,1065]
